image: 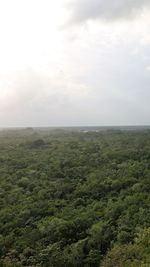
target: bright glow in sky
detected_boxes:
[0,0,67,72]
[1,0,150,126]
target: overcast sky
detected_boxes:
[0,0,150,127]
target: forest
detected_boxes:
[0,127,150,267]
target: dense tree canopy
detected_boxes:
[0,127,150,266]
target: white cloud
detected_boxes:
[0,69,92,126]
[146,65,150,71]
[0,0,150,126]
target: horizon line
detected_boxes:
[1,125,150,129]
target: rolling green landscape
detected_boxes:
[0,127,150,267]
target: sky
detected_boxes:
[0,0,150,127]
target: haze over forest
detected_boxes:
[1,0,150,127]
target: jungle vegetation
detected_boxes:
[0,127,150,266]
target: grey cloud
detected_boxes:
[67,0,150,24]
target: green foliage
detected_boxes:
[101,227,150,267]
[0,128,150,266]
